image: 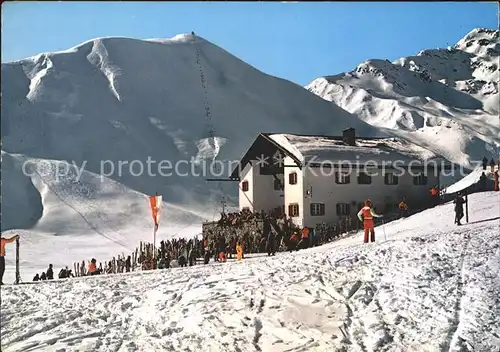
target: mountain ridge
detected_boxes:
[1,32,383,233]
[306,27,500,167]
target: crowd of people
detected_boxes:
[32,264,77,281]
[44,208,363,283]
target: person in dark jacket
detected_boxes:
[188,248,197,266]
[178,254,187,267]
[40,272,47,280]
[165,253,171,269]
[157,256,166,270]
[33,273,40,281]
[125,256,131,272]
[266,233,277,256]
[453,193,466,225]
[479,172,487,191]
[203,250,210,265]
[58,267,68,279]
[482,156,488,170]
[490,158,496,173]
[46,264,54,280]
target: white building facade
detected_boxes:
[231,129,446,229]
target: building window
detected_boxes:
[242,180,249,192]
[288,203,299,217]
[310,203,325,216]
[335,172,350,184]
[274,178,282,190]
[336,203,351,215]
[289,172,297,185]
[413,174,428,186]
[357,172,372,184]
[384,173,398,185]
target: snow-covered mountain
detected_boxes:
[1,192,499,351]
[1,34,388,274]
[307,28,500,167]
[1,34,384,231]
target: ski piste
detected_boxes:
[443,165,498,195]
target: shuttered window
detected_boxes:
[336,203,350,215]
[384,173,398,185]
[288,203,299,217]
[310,203,325,216]
[357,172,372,184]
[335,172,350,184]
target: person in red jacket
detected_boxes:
[357,200,382,243]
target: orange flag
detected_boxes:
[149,195,162,231]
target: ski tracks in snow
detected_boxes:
[1,221,500,352]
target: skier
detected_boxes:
[453,193,466,225]
[203,250,210,264]
[236,243,243,260]
[58,267,68,279]
[398,198,409,218]
[288,232,299,251]
[106,261,113,274]
[490,158,496,173]
[178,253,187,267]
[0,234,18,285]
[357,200,383,243]
[429,186,440,206]
[494,170,499,192]
[482,156,488,170]
[188,248,197,266]
[46,264,54,280]
[88,259,98,275]
[479,172,488,191]
[125,256,131,272]
[266,232,277,256]
[297,227,310,250]
[157,256,166,270]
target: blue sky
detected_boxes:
[2,2,498,85]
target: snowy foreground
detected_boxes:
[1,192,499,352]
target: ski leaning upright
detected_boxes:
[15,236,20,284]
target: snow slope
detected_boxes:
[443,164,499,194]
[0,151,207,284]
[1,191,499,352]
[1,33,384,268]
[307,28,500,168]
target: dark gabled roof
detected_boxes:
[229,133,302,179]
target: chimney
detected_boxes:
[342,127,356,146]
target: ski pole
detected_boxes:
[382,220,387,242]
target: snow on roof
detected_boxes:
[267,133,438,165]
[443,165,498,195]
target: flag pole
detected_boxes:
[153,192,157,268]
[153,192,159,269]
[465,190,469,223]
